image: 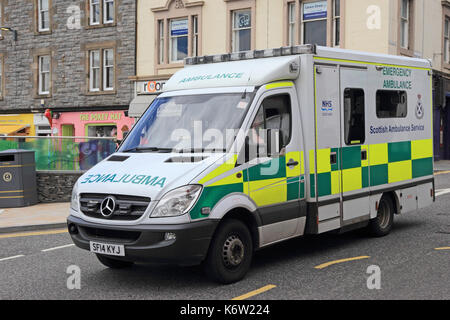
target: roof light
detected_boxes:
[184,44,316,65]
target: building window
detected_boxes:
[333,0,340,46]
[0,57,3,98]
[89,50,100,91]
[288,2,296,46]
[89,0,114,26]
[152,2,203,66]
[170,18,189,63]
[232,9,252,52]
[301,0,328,46]
[343,88,365,145]
[90,0,100,25]
[103,48,114,91]
[38,0,50,32]
[103,0,114,24]
[193,16,199,57]
[158,20,165,64]
[89,48,114,92]
[38,55,50,95]
[445,17,450,64]
[400,0,410,49]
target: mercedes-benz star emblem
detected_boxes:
[100,196,116,218]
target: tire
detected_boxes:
[204,219,253,284]
[96,254,134,269]
[368,195,394,237]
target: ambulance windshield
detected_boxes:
[120,92,254,153]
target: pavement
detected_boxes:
[434,160,450,172]
[0,160,448,234]
[0,202,69,234]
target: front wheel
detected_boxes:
[96,254,134,269]
[368,195,394,237]
[204,219,253,284]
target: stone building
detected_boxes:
[0,0,136,139]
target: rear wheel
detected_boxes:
[204,219,253,284]
[96,254,134,269]
[368,195,394,237]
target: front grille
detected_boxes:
[80,194,151,221]
[80,226,141,243]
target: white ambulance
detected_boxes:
[68,45,435,284]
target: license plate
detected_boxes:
[90,241,125,257]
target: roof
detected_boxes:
[163,45,432,92]
[163,55,300,92]
[315,46,432,69]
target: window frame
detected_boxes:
[38,55,51,96]
[152,1,203,69]
[398,0,414,56]
[88,47,115,93]
[287,2,296,46]
[0,54,4,100]
[300,0,329,46]
[169,17,189,63]
[445,17,450,64]
[103,0,115,24]
[343,87,366,146]
[250,93,293,156]
[333,0,340,47]
[38,0,50,32]
[192,15,199,57]
[375,90,408,119]
[103,48,114,91]
[443,4,450,71]
[225,0,255,53]
[400,0,409,49]
[89,50,100,92]
[231,9,252,52]
[0,1,3,40]
[87,0,116,28]
[35,0,52,34]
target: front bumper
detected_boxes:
[67,215,219,266]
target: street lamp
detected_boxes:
[0,27,17,41]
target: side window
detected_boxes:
[249,94,292,157]
[343,88,365,145]
[376,90,407,118]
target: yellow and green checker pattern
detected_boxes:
[189,152,305,220]
[311,139,433,198]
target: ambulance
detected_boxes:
[67,45,435,284]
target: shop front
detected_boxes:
[0,114,36,137]
[129,79,168,118]
[52,110,135,140]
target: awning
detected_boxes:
[0,125,28,136]
[128,95,156,118]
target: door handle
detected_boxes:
[361,150,367,161]
[330,152,337,165]
[286,160,299,167]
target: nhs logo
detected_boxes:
[321,100,333,116]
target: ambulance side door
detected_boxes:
[245,85,306,246]
[314,65,342,233]
[339,67,370,226]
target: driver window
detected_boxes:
[249,94,292,157]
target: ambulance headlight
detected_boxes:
[151,185,203,218]
[70,183,79,212]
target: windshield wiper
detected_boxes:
[122,147,173,153]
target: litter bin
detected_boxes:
[0,149,38,208]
